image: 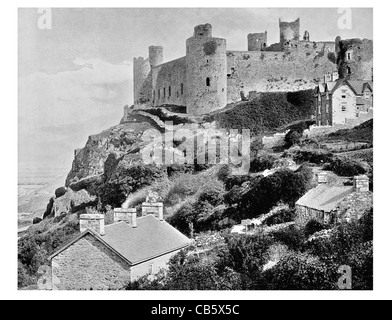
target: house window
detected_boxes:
[342,103,347,112]
[206,77,211,87]
[342,95,346,99]
[181,83,184,95]
[364,92,370,100]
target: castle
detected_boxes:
[130,18,373,115]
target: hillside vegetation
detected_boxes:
[205,89,315,135]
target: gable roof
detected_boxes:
[49,215,191,266]
[296,184,354,213]
[331,79,372,96]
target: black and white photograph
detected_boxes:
[3,1,390,303]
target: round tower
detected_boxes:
[279,18,300,48]
[149,46,163,67]
[133,56,151,105]
[185,24,227,115]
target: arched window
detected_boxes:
[206,77,211,87]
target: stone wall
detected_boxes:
[295,205,328,227]
[262,130,290,149]
[248,32,267,51]
[133,57,151,105]
[52,234,131,290]
[152,57,187,107]
[226,46,337,103]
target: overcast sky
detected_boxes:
[18,8,373,172]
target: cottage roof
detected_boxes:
[49,215,191,266]
[295,184,354,213]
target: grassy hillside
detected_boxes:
[325,119,373,143]
[205,89,315,135]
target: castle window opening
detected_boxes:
[158,89,160,100]
[206,77,211,87]
[177,91,179,98]
[181,83,184,95]
[347,66,351,75]
[342,95,346,99]
[164,88,166,99]
[342,103,347,112]
[169,86,171,97]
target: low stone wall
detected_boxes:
[262,130,290,149]
[304,112,373,138]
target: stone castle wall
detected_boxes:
[226,43,337,103]
[152,57,187,107]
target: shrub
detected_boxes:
[55,187,67,198]
[250,152,278,173]
[285,147,334,164]
[304,219,325,237]
[264,208,296,226]
[224,174,251,191]
[216,165,232,182]
[211,90,315,136]
[284,130,302,148]
[263,251,337,290]
[327,158,367,177]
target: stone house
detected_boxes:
[314,78,373,126]
[295,173,372,227]
[48,208,191,290]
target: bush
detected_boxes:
[264,208,296,226]
[327,158,367,177]
[284,130,302,148]
[55,187,67,198]
[211,90,315,136]
[304,219,325,237]
[263,251,337,290]
[285,147,334,164]
[224,174,251,191]
[250,152,278,173]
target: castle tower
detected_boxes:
[335,36,373,81]
[133,56,151,105]
[247,32,267,51]
[149,46,163,67]
[279,18,300,49]
[185,23,227,115]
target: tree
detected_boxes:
[284,130,302,148]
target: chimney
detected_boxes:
[157,203,164,221]
[79,214,105,236]
[354,175,369,192]
[316,172,328,184]
[114,208,138,228]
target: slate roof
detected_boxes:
[295,184,354,213]
[49,215,191,266]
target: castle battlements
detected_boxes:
[131,18,373,115]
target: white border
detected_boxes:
[2,0,391,300]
